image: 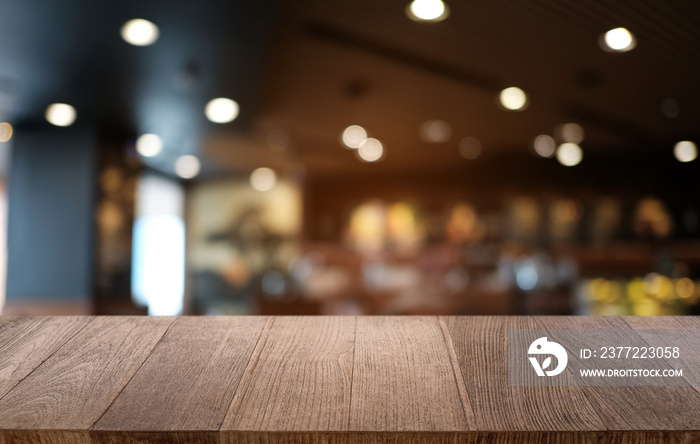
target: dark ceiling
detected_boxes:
[1,0,700,183]
[0,0,280,173]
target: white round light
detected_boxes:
[556,143,583,167]
[205,98,239,123]
[0,122,12,143]
[136,134,163,157]
[45,103,77,127]
[407,0,448,22]
[341,125,367,148]
[499,87,528,111]
[250,167,277,192]
[674,141,697,163]
[120,19,160,46]
[357,138,384,162]
[532,134,555,158]
[175,155,200,179]
[459,137,482,159]
[602,27,635,52]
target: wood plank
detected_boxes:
[1,315,700,443]
[348,316,473,432]
[0,316,174,431]
[216,431,619,444]
[0,430,90,444]
[221,316,355,434]
[0,316,91,399]
[444,316,605,432]
[623,315,700,334]
[622,316,700,400]
[3,430,698,444]
[533,316,700,431]
[90,431,219,444]
[93,316,267,439]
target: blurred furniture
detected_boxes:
[0,316,698,443]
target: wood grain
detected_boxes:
[349,316,473,432]
[90,431,219,444]
[1,316,700,444]
[222,316,355,434]
[94,316,267,438]
[0,430,91,444]
[533,316,700,431]
[0,316,174,430]
[444,316,605,432]
[0,316,91,399]
[622,316,700,402]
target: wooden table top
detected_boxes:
[0,316,699,444]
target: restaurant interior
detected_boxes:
[0,0,699,317]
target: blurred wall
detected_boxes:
[6,128,96,306]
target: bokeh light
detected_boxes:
[45,103,77,127]
[515,260,538,291]
[556,143,583,166]
[601,27,636,52]
[676,277,695,299]
[205,98,239,123]
[499,87,528,111]
[250,167,277,191]
[532,134,555,157]
[174,155,200,179]
[0,122,12,142]
[341,125,367,148]
[357,138,384,162]
[120,19,160,46]
[634,198,672,238]
[419,119,451,143]
[406,0,449,22]
[136,134,163,157]
[459,137,482,159]
[555,123,584,143]
[674,141,697,163]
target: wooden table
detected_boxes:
[0,316,699,443]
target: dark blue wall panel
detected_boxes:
[6,128,96,300]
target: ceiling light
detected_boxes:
[136,134,163,157]
[357,138,384,162]
[0,122,12,142]
[459,137,482,159]
[250,167,277,192]
[419,120,451,143]
[674,141,697,163]
[556,143,583,166]
[45,103,77,127]
[499,87,528,111]
[532,134,555,158]
[175,155,200,179]
[601,27,636,52]
[406,0,449,22]
[341,125,367,148]
[205,98,239,123]
[121,19,159,46]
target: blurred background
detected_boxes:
[0,0,699,316]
